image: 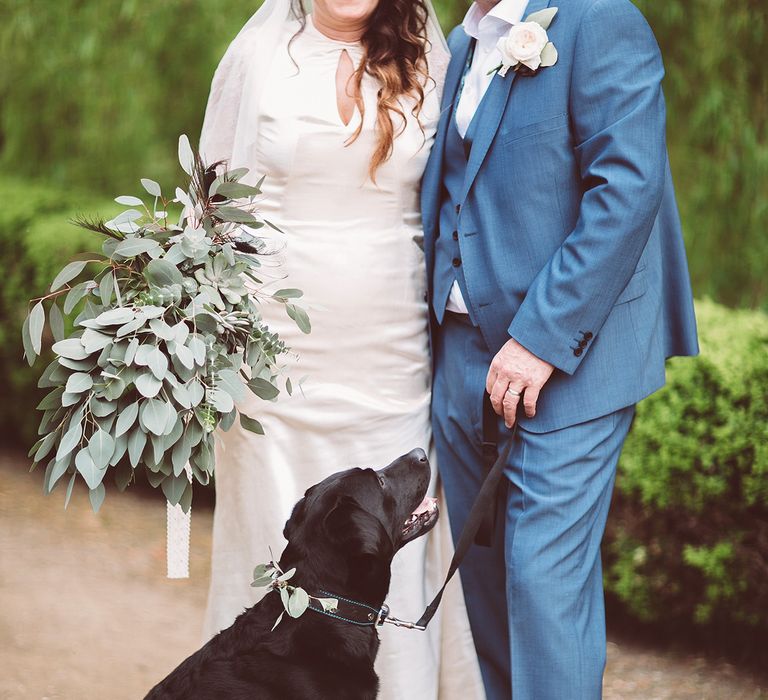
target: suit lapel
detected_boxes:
[460,0,553,203]
[422,32,473,236]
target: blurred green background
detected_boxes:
[0,0,766,666]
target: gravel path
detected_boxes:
[1,450,765,700]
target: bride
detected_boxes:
[198,1,484,697]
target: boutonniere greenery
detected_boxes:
[489,7,559,78]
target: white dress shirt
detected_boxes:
[446,0,528,314]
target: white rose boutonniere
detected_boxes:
[491,7,559,78]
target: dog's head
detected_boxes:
[280,449,438,598]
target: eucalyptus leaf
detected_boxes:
[49,302,65,342]
[88,428,115,470]
[110,432,129,466]
[90,398,116,418]
[144,258,184,288]
[51,260,88,292]
[29,301,46,355]
[48,457,71,491]
[89,483,106,513]
[115,195,144,206]
[76,448,104,490]
[248,378,280,401]
[287,587,309,618]
[286,304,311,334]
[141,178,162,197]
[526,6,558,29]
[136,372,162,398]
[208,388,234,414]
[21,314,36,366]
[65,372,93,394]
[64,473,77,509]
[140,398,169,435]
[161,473,188,506]
[114,462,134,492]
[98,272,114,306]
[64,282,92,314]
[115,401,139,437]
[240,414,265,435]
[178,135,194,176]
[128,428,148,467]
[57,419,83,461]
[94,307,136,326]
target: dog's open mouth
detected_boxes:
[401,496,439,543]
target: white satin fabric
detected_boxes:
[200,13,484,700]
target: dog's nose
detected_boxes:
[409,448,428,463]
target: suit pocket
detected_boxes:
[502,113,570,147]
[614,266,647,305]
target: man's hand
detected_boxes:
[486,338,555,428]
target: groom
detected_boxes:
[422,0,698,698]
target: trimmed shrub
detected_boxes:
[606,299,768,633]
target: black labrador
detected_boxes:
[144,448,438,699]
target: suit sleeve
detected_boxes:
[507,0,667,375]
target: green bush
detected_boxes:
[605,299,768,633]
[0,177,120,446]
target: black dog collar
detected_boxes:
[305,590,382,627]
[305,590,426,630]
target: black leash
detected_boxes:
[415,395,515,629]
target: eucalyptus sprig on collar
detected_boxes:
[252,561,339,630]
[489,7,559,78]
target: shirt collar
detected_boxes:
[463,0,529,43]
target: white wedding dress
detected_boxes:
[202,17,484,700]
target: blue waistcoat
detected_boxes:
[433,93,482,325]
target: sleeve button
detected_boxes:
[573,347,583,357]
[584,332,593,340]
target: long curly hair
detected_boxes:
[291,0,432,179]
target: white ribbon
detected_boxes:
[166,465,192,579]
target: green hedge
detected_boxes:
[606,299,768,634]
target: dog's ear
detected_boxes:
[323,496,394,559]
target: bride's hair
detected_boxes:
[291,0,431,180]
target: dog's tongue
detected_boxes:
[413,496,437,516]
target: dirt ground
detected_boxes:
[1,449,766,700]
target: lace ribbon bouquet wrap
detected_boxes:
[23,136,308,576]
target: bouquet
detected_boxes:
[22,136,308,513]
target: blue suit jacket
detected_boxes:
[422,0,699,432]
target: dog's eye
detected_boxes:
[377,475,386,488]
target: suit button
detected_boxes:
[452,258,461,267]
[455,204,461,214]
[452,231,459,241]
[583,331,593,340]
[579,339,588,348]
[573,347,583,357]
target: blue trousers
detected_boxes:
[433,312,635,700]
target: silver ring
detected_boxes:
[506,387,521,397]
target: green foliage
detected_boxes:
[633,0,767,309]
[605,299,768,632]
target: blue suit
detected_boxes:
[422,0,699,697]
